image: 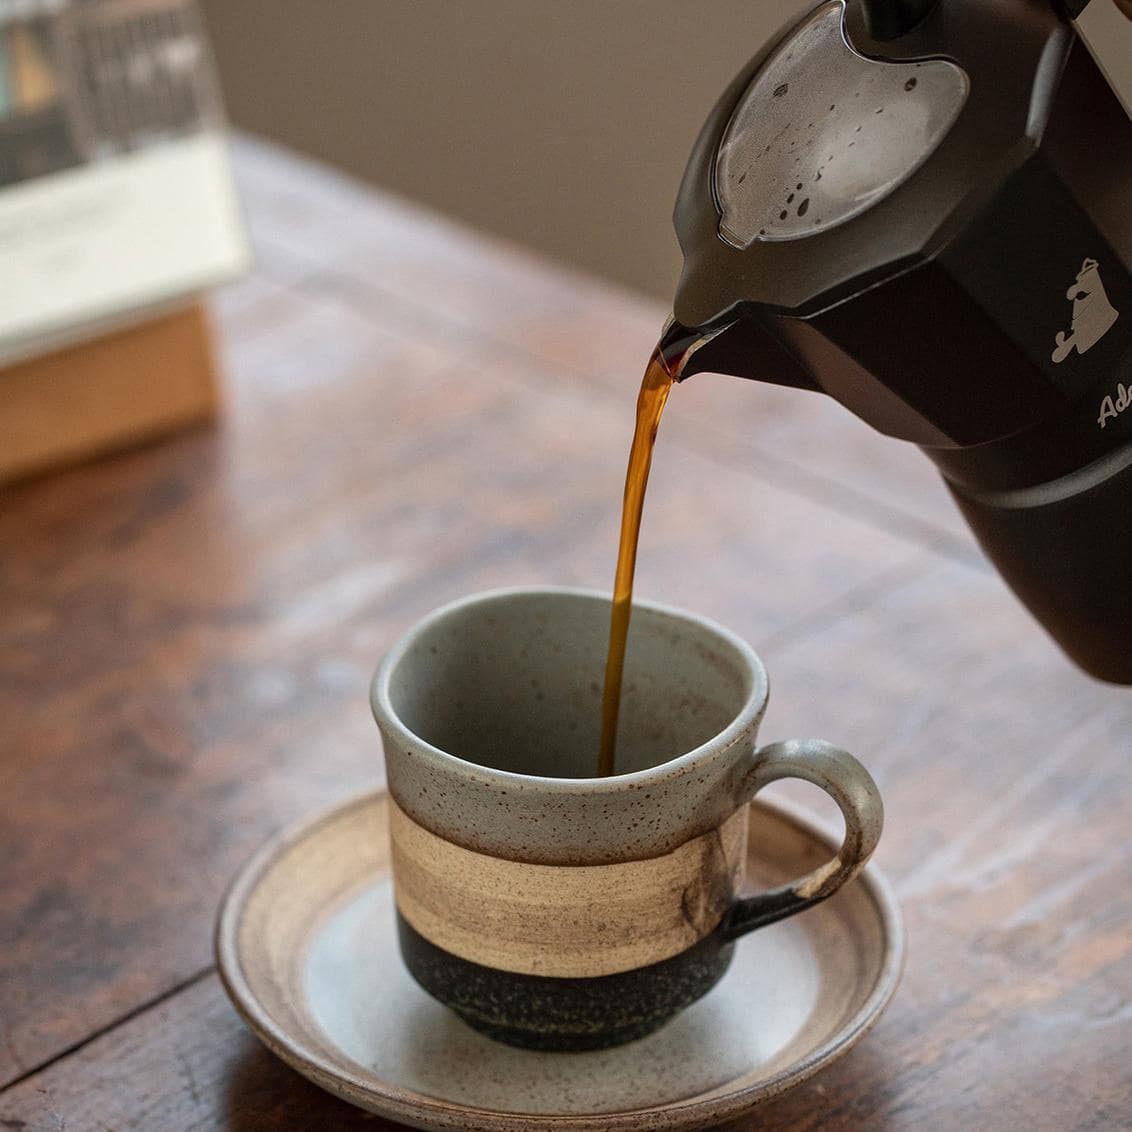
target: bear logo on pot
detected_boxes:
[1052,257,1119,364]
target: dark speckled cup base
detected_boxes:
[397,910,735,1051]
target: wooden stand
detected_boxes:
[0,303,219,486]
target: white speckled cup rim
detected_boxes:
[370,585,769,796]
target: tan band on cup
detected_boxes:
[389,798,747,978]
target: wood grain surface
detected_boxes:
[1,135,1130,1129]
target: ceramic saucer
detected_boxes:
[216,790,903,1131]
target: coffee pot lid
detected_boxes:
[714,0,968,247]
[671,0,1072,326]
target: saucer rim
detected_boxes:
[215,789,905,1132]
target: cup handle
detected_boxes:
[719,738,884,941]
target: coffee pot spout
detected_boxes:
[659,314,820,393]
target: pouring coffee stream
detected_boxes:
[597,322,729,777]
[596,347,672,779]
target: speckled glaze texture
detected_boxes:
[371,587,884,1050]
[372,587,768,866]
[397,913,736,1052]
[389,798,748,977]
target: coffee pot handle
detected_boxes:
[720,739,884,940]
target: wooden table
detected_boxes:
[2,136,1130,1131]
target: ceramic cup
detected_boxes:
[370,587,883,1052]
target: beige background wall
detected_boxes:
[200,0,808,300]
